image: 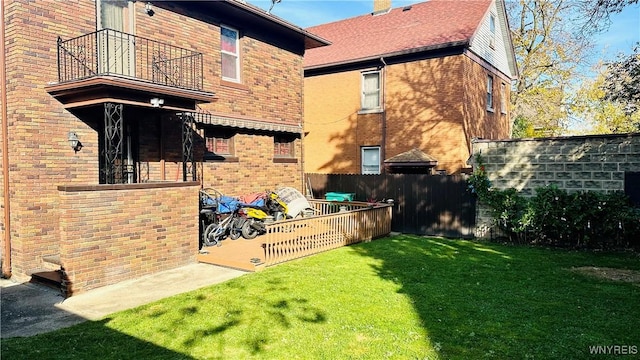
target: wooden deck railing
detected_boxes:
[261,200,393,266]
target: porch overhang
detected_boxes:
[191,111,302,134]
[45,76,216,111]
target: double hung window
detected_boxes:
[361,71,381,110]
[361,146,381,174]
[221,25,240,82]
[487,75,494,111]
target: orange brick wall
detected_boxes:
[304,53,511,174]
[58,183,199,295]
[304,71,363,173]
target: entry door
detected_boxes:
[97,0,135,76]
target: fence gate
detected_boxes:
[306,173,476,238]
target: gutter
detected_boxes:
[1,0,11,278]
[304,40,469,71]
[223,0,331,49]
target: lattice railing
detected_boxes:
[261,200,393,266]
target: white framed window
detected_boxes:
[361,146,381,174]
[489,14,496,49]
[361,71,381,110]
[221,25,240,82]
[500,82,507,114]
[487,75,494,111]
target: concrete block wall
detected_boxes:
[471,133,640,237]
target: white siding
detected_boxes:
[469,0,514,78]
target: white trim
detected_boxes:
[486,74,494,111]
[361,70,381,111]
[220,25,240,83]
[361,146,381,174]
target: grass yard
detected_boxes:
[2,235,639,359]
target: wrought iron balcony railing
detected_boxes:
[56,28,204,91]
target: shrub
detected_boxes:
[468,156,640,250]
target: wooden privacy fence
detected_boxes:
[306,173,476,238]
[261,200,393,266]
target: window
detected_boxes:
[274,135,295,158]
[221,25,240,82]
[489,14,496,49]
[500,82,507,114]
[361,71,381,110]
[361,146,381,174]
[486,75,494,111]
[204,128,235,160]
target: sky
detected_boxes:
[250,0,640,60]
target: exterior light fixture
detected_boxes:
[145,2,154,16]
[150,97,164,108]
[68,131,82,152]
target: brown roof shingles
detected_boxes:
[304,0,492,68]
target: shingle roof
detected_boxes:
[304,0,492,68]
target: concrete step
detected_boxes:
[30,270,62,290]
[42,254,61,271]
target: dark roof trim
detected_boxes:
[226,0,330,49]
[305,41,467,76]
[158,1,330,51]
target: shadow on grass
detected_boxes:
[351,234,640,359]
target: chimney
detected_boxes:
[373,0,391,14]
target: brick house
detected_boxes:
[0,0,327,294]
[303,0,518,175]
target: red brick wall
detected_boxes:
[58,183,199,295]
[3,0,97,279]
[135,3,306,193]
[3,0,307,281]
[304,53,511,174]
[135,5,303,126]
[197,133,303,196]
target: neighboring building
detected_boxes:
[303,0,518,175]
[0,0,327,294]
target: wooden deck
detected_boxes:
[196,200,393,272]
[197,238,266,272]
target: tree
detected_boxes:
[509,0,592,137]
[579,0,639,33]
[573,76,640,134]
[572,52,640,134]
[508,0,638,138]
[601,43,640,116]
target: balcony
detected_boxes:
[46,28,215,110]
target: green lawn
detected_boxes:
[3,235,639,359]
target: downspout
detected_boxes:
[300,59,306,195]
[379,57,387,174]
[1,0,12,278]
